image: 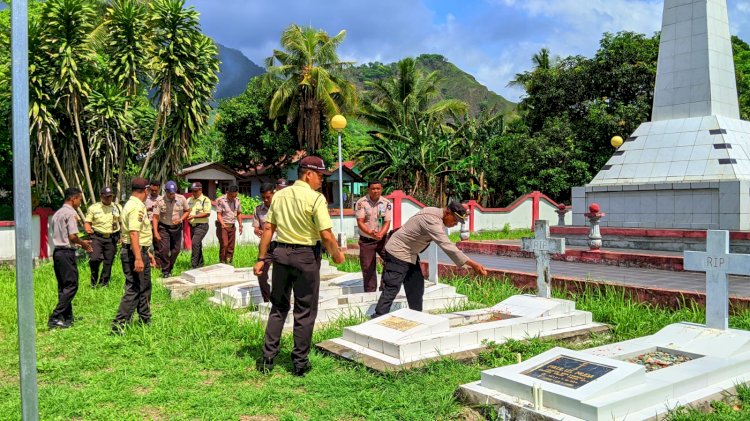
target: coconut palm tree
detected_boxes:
[263,24,357,153]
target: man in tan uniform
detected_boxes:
[254,156,344,377]
[187,182,211,268]
[216,185,243,264]
[84,186,122,287]
[253,182,275,302]
[48,187,92,329]
[113,177,156,332]
[355,180,392,292]
[153,180,189,278]
[373,201,488,318]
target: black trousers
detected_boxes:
[90,233,118,286]
[359,236,387,292]
[257,241,277,302]
[190,222,209,268]
[50,248,78,322]
[373,253,425,317]
[157,223,182,276]
[262,245,321,368]
[113,246,152,325]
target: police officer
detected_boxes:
[253,182,275,302]
[355,180,392,292]
[48,187,92,329]
[254,156,344,376]
[275,178,288,190]
[153,180,189,278]
[145,180,162,246]
[84,186,122,287]
[113,177,156,332]
[373,201,488,318]
[216,185,243,264]
[187,182,211,268]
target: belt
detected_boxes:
[275,242,315,249]
[359,236,380,243]
[190,222,208,227]
[93,231,115,238]
[54,246,76,251]
[159,222,182,229]
[123,244,149,251]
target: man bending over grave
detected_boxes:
[372,201,487,318]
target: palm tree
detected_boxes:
[263,24,357,152]
[140,0,219,179]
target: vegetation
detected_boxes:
[0,0,218,206]
[2,249,750,419]
[262,24,357,154]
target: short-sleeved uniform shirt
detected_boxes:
[121,196,153,247]
[355,195,392,239]
[216,196,241,225]
[145,194,162,222]
[52,204,80,248]
[187,194,212,224]
[385,207,469,266]
[253,203,269,229]
[156,195,189,225]
[84,202,122,234]
[266,180,332,246]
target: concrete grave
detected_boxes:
[162,263,257,299]
[460,323,750,420]
[318,295,605,372]
[521,220,565,298]
[459,230,750,420]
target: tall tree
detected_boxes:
[263,24,357,153]
[140,0,219,180]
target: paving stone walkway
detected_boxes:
[430,248,750,297]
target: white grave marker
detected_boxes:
[521,220,565,298]
[426,242,439,284]
[684,230,750,329]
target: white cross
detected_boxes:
[521,220,565,298]
[684,230,750,330]
[427,242,439,284]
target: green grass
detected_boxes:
[1,249,750,419]
[448,227,533,242]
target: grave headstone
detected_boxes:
[426,242,439,283]
[684,230,750,329]
[521,220,565,298]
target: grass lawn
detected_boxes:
[448,228,533,243]
[1,246,750,419]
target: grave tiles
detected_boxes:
[459,230,750,420]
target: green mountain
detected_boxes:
[344,54,516,117]
[214,43,264,101]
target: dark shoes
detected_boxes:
[48,318,71,330]
[162,272,171,278]
[292,362,312,377]
[256,358,274,374]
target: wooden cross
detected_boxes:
[521,220,565,298]
[684,230,750,330]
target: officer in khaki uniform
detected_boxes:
[355,180,392,292]
[253,182,276,302]
[145,180,162,222]
[113,177,156,332]
[216,185,243,264]
[373,201,488,318]
[187,182,211,268]
[48,187,92,329]
[84,186,122,287]
[254,156,345,377]
[153,180,189,278]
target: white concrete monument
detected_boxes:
[684,230,750,329]
[521,220,565,298]
[574,0,750,230]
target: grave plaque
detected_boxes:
[522,356,614,389]
[376,316,421,332]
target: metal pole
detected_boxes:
[337,131,344,245]
[12,0,40,419]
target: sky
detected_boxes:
[185,0,750,102]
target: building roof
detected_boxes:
[178,162,242,178]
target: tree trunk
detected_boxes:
[72,95,96,203]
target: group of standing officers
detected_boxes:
[46,155,487,377]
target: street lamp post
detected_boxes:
[331,114,347,247]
